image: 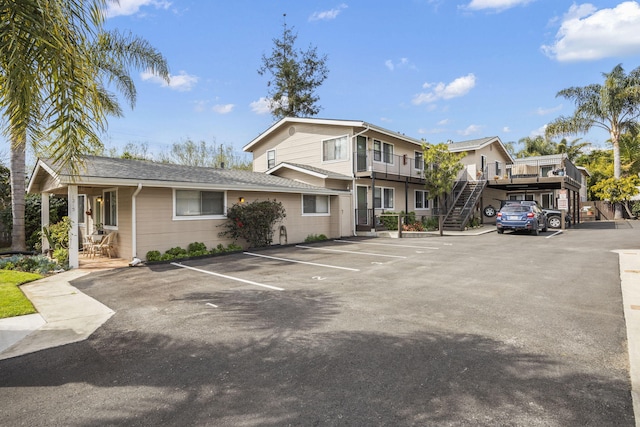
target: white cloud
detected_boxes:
[141,70,198,91]
[212,104,234,114]
[437,119,450,126]
[250,97,272,115]
[464,0,534,12]
[535,104,562,115]
[309,4,348,21]
[193,100,208,112]
[105,0,171,18]
[542,2,640,62]
[457,124,482,136]
[412,74,476,105]
[530,124,547,137]
[503,126,511,133]
[385,58,413,71]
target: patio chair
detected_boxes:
[91,231,117,258]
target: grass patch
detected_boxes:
[0,270,42,319]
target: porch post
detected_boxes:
[68,185,79,269]
[41,193,50,254]
[371,176,376,232]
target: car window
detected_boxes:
[501,206,527,213]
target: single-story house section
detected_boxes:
[27,156,351,268]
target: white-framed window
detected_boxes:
[414,151,424,170]
[373,140,394,164]
[267,150,276,169]
[415,190,429,209]
[103,189,118,228]
[322,135,349,162]
[374,187,394,209]
[174,189,226,219]
[302,195,330,215]
[495,161,502,177]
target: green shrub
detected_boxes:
[0,254,60,274]
[165,246,187,257]
[219,199,286,248]
[187,242,207,253]
[52,248,69,268]
[146,250,162,262]
[421,216,439,231]
[632,201,640,218]
[226,243,243,252]
[305,234,328,242]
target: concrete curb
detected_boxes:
[616,249,640,426]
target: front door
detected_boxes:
[357,186,368,225]
[356,136,367,171]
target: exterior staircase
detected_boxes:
[442,180,486,230]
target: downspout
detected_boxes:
[131,183,143,262]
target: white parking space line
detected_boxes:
[295,245,407,259]
[171,262,284,291]
[333,240,439,250]
[546,230,563,238]
[244,252,360,271]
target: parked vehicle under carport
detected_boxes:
[496,204,548,235]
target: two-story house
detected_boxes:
[244,117,436,234]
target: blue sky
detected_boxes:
[15,0,640,160]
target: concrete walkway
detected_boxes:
[0,269,114,360]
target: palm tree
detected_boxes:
[516,136,557,158]
[619,131,640,177]
[0,1,169,250]
[556,138,591,162]
[546,64,640,219]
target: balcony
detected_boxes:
[354,151,426,181]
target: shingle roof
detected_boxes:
[447,137,497,151]
[35,156,346,195]
[269,162,353,180]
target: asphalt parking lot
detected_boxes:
[0,222,638,426]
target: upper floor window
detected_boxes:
[373,140,394,164]
[103,190,117,227]
[415,151,424,170]
[495,161,502,177]
[322,135,348,162]
[175,190,225,218]
[303,195,330,215]
[267,150,276,169]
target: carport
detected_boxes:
[486,156,583,227]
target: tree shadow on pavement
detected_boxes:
[0,329,633,426]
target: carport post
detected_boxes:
[41,193,50,254]
[68,185,79,269]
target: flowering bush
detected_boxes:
[218,200,286,248]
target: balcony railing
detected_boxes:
[506,157,581,187]
[354,151,425,179]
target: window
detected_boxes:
[78,195,86,224]
[415,151,423,170]
[103,190,117,227]
[415,190,429,209]
[267,150,276,169]
[373,140,394,164]
[322,135,348,162]
[303,195,330,215]
[495,161,502,177]
[374,187,394,209]
[175,190,225,217]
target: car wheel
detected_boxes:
[548,216,561,229]
[483,205,496,217]
[531,225,539,236]
[542,220,548,232]
[497,228,504,234]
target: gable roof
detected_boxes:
[266,162,353,181]
[243,117,424,152]
[447,136,514,163]
[28,156,347,195]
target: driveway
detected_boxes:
[0,222,637,426]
